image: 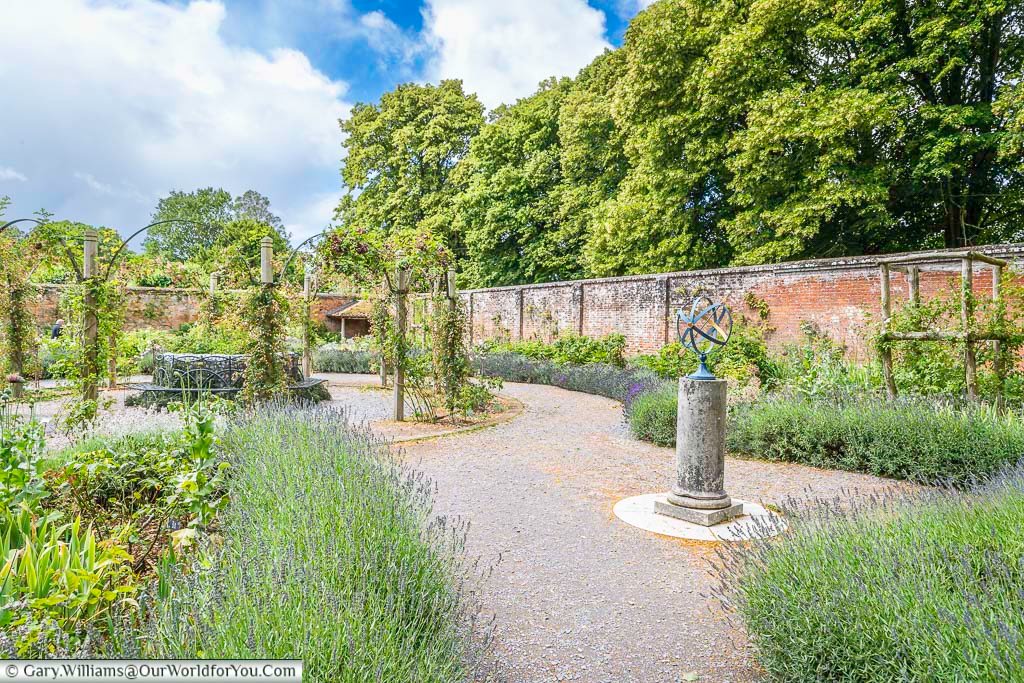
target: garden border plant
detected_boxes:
[713,462,1024,681]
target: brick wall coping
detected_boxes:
[458,243,1024,295]
[31,283,357,299]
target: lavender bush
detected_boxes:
[312,344,374,374]
[471,352,667,416]
[713,463,1024,681]
[147,404,492,682]
[728,395,1024,484]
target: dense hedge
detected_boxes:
[478,333,626,367]
[628,383,677,447]
[716,466,1024,681]
[728,396,1024,484]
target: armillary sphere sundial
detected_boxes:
[676,296,733,380]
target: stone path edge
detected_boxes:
[385,394,525,444]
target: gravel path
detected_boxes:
[25,373,903,681]
[400,382,906,683]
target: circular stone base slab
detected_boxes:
[613,493,784,541]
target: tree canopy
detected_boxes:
[334,80,485,263]
[145,187,290,263]
[335,0,1024,288]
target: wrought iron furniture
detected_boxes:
[128,352,326,405]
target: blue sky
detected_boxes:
[210,0,640,103]
[0,0,650,244]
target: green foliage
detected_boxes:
[628,383,677,447]
[455,78,586,286]
[0,215,42,384]
[630,320,778,386]
[776,323,879,398]
[117,329,177,375]
[336,80,484,261]
[431,295,471,416]
[483,333,627,367]
[146,405,483,680]
[0,413,47,514]
[0,512,139,657]
[728,396,1024,484]
[346,0,1024,284]
[878,273,1024,403]
[56,276,125,426]
[145,189,291,283]
[313,343,374,374]
[716,470,1024,681]
[146,188,233,261]
[239,285,289,403]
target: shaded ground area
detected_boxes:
[398,381,907,683]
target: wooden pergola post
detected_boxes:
[82,229,100,403]
[880,263,897,399]
[302,271,313,379]
[879,250,1009,406]
[962,256,978,400]
[393,267,410,421]
[993,264,1005,413]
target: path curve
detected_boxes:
[399,382,904,683]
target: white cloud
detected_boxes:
[423,0,612,108]
[73,172,116,196]
[284,189,343,244]
[0,0,350,242]
[0,167,27,182]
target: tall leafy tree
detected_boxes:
[455,78,577,287]
[723,0,1024,260]
[588,0,738,276]
[335,80,484,262]
[145,188,289,262]
[233,189,285,232]
[558,50,629,278]
[146,187,233,260]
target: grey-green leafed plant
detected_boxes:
[145,404,494,682]
[712,464,1024,681]
[727,396,1024,484]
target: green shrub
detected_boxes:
[118,329,178,375]
[715,467,1024,681]
[728,396,1024,484]
[630,319,777,386]
[472,352,667,410]
[147,405,483,681]
[483,333,627,367]
[776,322,878,398]
[0,418,47,514]
[0,510,139,658]
[171,321,249,355]
[628,383,677,447]
[313,343,374,373]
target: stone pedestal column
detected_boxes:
[655,378,743,526]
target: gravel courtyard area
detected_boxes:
[397,381,908,683]
[29,374,906,680]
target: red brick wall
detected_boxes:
[29,285,355,333]
[460,245,1024,358]
[26,244,1020,358]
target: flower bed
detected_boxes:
[714,464,1024,681]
